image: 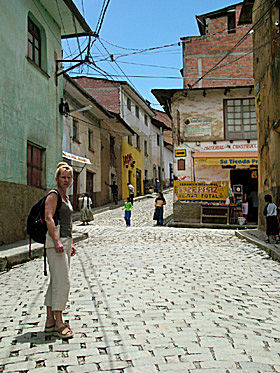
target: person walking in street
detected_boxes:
[123,197,133,227]
[105,181,119,205]
[44,162,76,339]
[154,191,166,226]
[79,193,94,225]
[127,182,135,205]
[263,194,279,244]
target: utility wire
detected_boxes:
[97,38,139,92]
[55,0,72,57]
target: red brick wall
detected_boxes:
[74,77,121,114]
[182,4,253,88]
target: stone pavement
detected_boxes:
[1,191,280,372]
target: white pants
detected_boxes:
[44,237,71,311]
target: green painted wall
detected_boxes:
[0,0,63,188]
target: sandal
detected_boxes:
[44,323,56,333]
[55,324,74,339]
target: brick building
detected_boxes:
[181,2,254,88]
[153,2,258,225]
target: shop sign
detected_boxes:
[174,180,229,201]
[175,149,186,157]
[123,153,133,165]
[194,157,258,166]
[62,151,91,164]
[184,118,212,137]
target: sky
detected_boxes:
[65,0,242,108]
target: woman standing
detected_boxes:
[44,162,76,339]
[79,193,94,225]
[154,192,166,226]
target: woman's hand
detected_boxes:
[54,240,64,253]
[71,244,76,256]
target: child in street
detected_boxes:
[123,197,132,227]
[263,194,279,243]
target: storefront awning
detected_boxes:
[62,151,91,164]
[193,151,258,166]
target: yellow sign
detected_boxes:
[174,180,229,201]
[175,149,186,157]
[194,157,258,166]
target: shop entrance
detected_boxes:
[230,168,258,223]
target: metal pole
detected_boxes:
[160,126,163,191]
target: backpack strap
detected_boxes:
[48,189,62,225]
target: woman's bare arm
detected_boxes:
[45,193,64,252]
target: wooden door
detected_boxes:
[86,171,94,201]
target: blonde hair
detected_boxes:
[55,162,73,179]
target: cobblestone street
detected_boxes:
[1,191,280,372]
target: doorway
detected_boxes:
[73,171,79,210]
[136,169,141,196]
[230,168,258,223]
[86,171,94,205]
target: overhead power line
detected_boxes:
[190,0,276,88]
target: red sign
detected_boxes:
[123,153,133,165]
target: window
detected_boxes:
[145,170,148,180]
[88,129,93,150]
[128,170,132,184]
[27,143,44,187]
[225,98,257,139]
[145,114,148,126]
[128,135,132,145]
[157,134,160,146]
[227,11,236,34]
[177,159,185,171]
[73,119,78,141]
[110,136,115,163]
[28,17,41,67]
[136,134,140,149]
[135,105,139,118]
[144,140,148,155]
[127,97,131,111]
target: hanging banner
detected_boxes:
[174,180,229,201]
[62,151,91,164]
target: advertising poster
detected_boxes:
[174,180,229,201]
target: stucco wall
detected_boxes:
[253,0,280,230]
[0,181,47,244]
[0,0,63,188]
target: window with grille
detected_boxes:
[88,129,93,150]
[136,134,140,149]
[27,143,44,187]
[28,17,41,67]
[227,12,236,34]
[73,119,78,141]
[177,159,185,171]
[224,98,257,139]
[128,136,132,145]
[145,114,148,126]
